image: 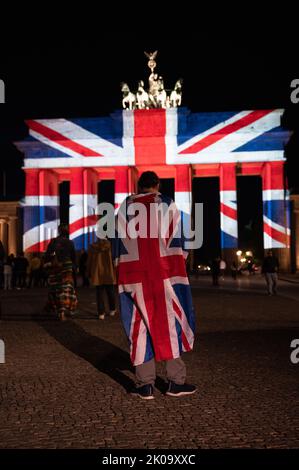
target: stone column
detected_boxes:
[219,163,238,267]
[83,169,98,248]
[290,194,299,272]
[175,165,192,217]
[175,165,193,270]
[8,216,18,256]
[0,219,8,254]
[23,169,40,253]
[69,168,84,250]
[114,167,130,211]
[39,170,60,252]
[262,161,290,271]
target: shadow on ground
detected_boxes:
[39,319,135,392]
[38,319,168,394]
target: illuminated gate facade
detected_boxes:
[16,108,291,268]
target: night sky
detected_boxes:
[0,36,298,260]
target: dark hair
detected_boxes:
[138,171,160,192]
[58,223,69,237]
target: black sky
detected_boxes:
[0,36,299,197]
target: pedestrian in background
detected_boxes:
[211,257,221,286]
[3,257,13,290]
[14,253,29,289]
[219,258,226,280]
[262,250,279,295]
[230,261,238,280]
[87,237,116,320]
[28,253,41,288]
[45,224,77,320]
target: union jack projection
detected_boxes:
[113,192,195,365]
[16,107,290,253]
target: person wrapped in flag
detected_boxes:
[112,171,197,399]
[44,224,77,321]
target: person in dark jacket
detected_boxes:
[45,224,77,320]
[262,250,279,295]
[14,253,29,289]
[87,237,116,320]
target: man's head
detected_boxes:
[267,250,273,256]
[137,171,160,193]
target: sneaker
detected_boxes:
[98,314,105,320]
[109,310,116,317]
[132,384,154,400]
[166,381,197,397]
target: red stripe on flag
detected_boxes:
[220,163,237,191]
[115,167,129,193]
[262,161,285,190]
[264,222,290,245]
[134,109,166,165]
[173,300,191,352]
[26,240,51,253]
[179,110,274,154]
[130,302,141,364]
[24,169,40,196]
[26,120,103,157]
[175,165,191,192]
[69,215,98,235]
[220,202,237,220]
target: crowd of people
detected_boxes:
[0,250,48,290]
[206,251,280,295]
[0,246,280,303]
[0,248,89,292]
[0,234,117,323]
[0,246,281,303]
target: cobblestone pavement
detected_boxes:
[0,285,299,449]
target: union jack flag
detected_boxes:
[22,108,286,167]
[113,192,195,365]
[16,107,289,252]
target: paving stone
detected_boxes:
[0,287,299,448]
